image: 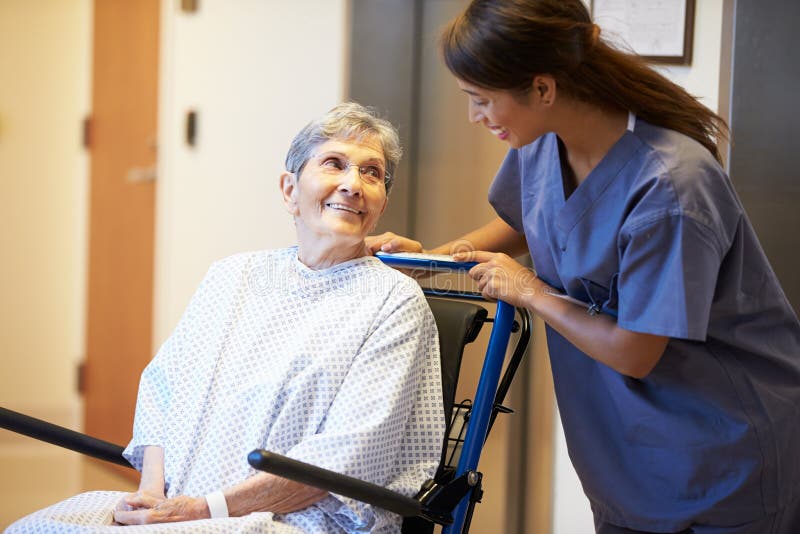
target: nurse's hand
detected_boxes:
[113,495,209,525]
[455,250,541,308]
[366,232,423,254]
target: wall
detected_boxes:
[654,3,723,117]
[153,0,349,345]
[551,1,725,532]
[725,0,800,316]
[0,0,91,432]
[0,0,92,526]
[347,0,418,237]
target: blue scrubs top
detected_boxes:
[489,116,800,531]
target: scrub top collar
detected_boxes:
[553,111,643,242]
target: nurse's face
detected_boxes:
[281,136,388,251]
[457,78,547,149]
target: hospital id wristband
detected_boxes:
[205,490,229,519]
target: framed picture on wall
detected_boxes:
[591,0,695,65]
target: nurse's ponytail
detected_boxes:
[442,0,729,163]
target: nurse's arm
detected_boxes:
[528,290,669,379]
[429,216,529,257]
[458,250,668,378]
[368,216,528,258]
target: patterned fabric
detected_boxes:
[8,248,444,533]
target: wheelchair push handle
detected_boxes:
[374,251,478,272]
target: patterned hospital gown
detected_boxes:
[9,248,445,533]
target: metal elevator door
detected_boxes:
[723,0,800,316]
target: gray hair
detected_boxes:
[285,102,402,194]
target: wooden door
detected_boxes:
[84,0,159,479]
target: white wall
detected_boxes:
[0,0,92,526]
[0,0,91,427]
[551,2,725,532]
[153,0,349,346]
[654,1,723,114]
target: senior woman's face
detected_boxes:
[281,136,388,253]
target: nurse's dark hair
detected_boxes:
[442,0,729,163]
[285,102,402,194]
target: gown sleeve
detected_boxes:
[122,261,228,471]
[284,284,444,532]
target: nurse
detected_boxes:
[368,0,800,532]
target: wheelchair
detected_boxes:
[1,253,531,533]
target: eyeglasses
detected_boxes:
[306,153,390,188]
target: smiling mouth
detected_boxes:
[489,126,509,139]
[326,202,363,215]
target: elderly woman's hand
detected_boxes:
[366,232,423,254]
[114,489,165,513]
[113,494,209,525]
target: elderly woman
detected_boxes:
[8,102,444,533]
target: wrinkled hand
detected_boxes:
[113,494,208,525]
[365,232,431,280]
[365,232,423,254]
[114,489,165,513]
[454,250,540,308]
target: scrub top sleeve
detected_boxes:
[488,149,524,233]
[617,213,723,341]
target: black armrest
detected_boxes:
[247,449,421,518]
[0,406,131,468]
